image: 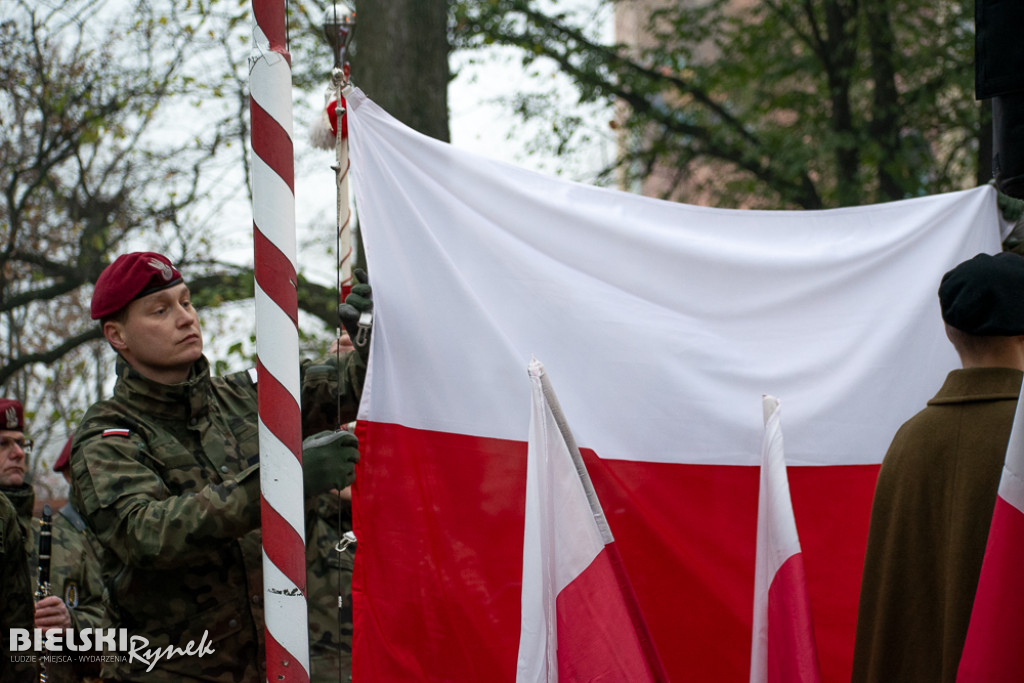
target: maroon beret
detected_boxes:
[91,252,183,320]
[53,436,73,472]
[0,398,24,431]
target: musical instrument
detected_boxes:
[36,504,52,683]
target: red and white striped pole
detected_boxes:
[250,1,309,680]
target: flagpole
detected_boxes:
[250,1,309,680]
[335,74,353,301]
[536,364,613,543]
[321,3,357,301]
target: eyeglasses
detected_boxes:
[0,436,32,454]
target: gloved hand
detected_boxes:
[338,268,372,360]
[302,429,360,496]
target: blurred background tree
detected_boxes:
[453,0,986,209]
[0,0,452,490]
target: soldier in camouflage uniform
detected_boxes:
[1,401,112,682]
[1,470,35,680]
[1,398,77,680]
[69,252,370,682]
[52,436,114,682]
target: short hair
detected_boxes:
[945,323,1019,359]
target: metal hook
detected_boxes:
[354,311,372,347]
[335,530,357,554]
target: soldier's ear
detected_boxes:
[103,321,128,351]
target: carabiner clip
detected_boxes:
[354,310,372,348]
[335,530,357,554]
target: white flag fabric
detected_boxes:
[958,380,1024,682]
[517,358,664,682]
[342,86,1008,682]
[751,396,821,683]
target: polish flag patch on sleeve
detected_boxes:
[102,428,132,438]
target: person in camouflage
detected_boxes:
[69,252,370,682]
[48,436,114,682]
[1,397,88,682]
[1,468,35,680]
[0,399,36,549]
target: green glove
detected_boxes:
[338,268,372,359]
[302,429,359,496]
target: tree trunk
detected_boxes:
[352,0,451,142]
[864,0,904,202]
[822,0,862,207]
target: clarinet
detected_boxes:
[36,504,53,683]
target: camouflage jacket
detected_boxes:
[1,484,109,682]
[47,502,114,682]
[0,482,34,555]
[0,490,34,680]
[50,502,110,634]
[0,485,108,629]
[306,492,354,682]
[70,352,363,682]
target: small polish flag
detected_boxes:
[750,396,822,683]
[516,358,667,682]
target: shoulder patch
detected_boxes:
[59,503,88,532]
[102,428,132,438]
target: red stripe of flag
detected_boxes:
[958,382,1024,682]
[556,543,666,681]
[767,553,821,682]
[957,495,1024,681]
[353,421,876,682]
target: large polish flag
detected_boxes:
[343,87,1008,682]
[751,396,821,683]
[517,358,667,682]
[957,380,1024,682]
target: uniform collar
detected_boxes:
[0,483,36,522]
[113,354,213,422]
[929,367,1024,406]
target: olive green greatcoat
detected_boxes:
[852,367,1023,683]
[70,353,362,682]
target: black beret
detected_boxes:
[939,252,1024,335]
